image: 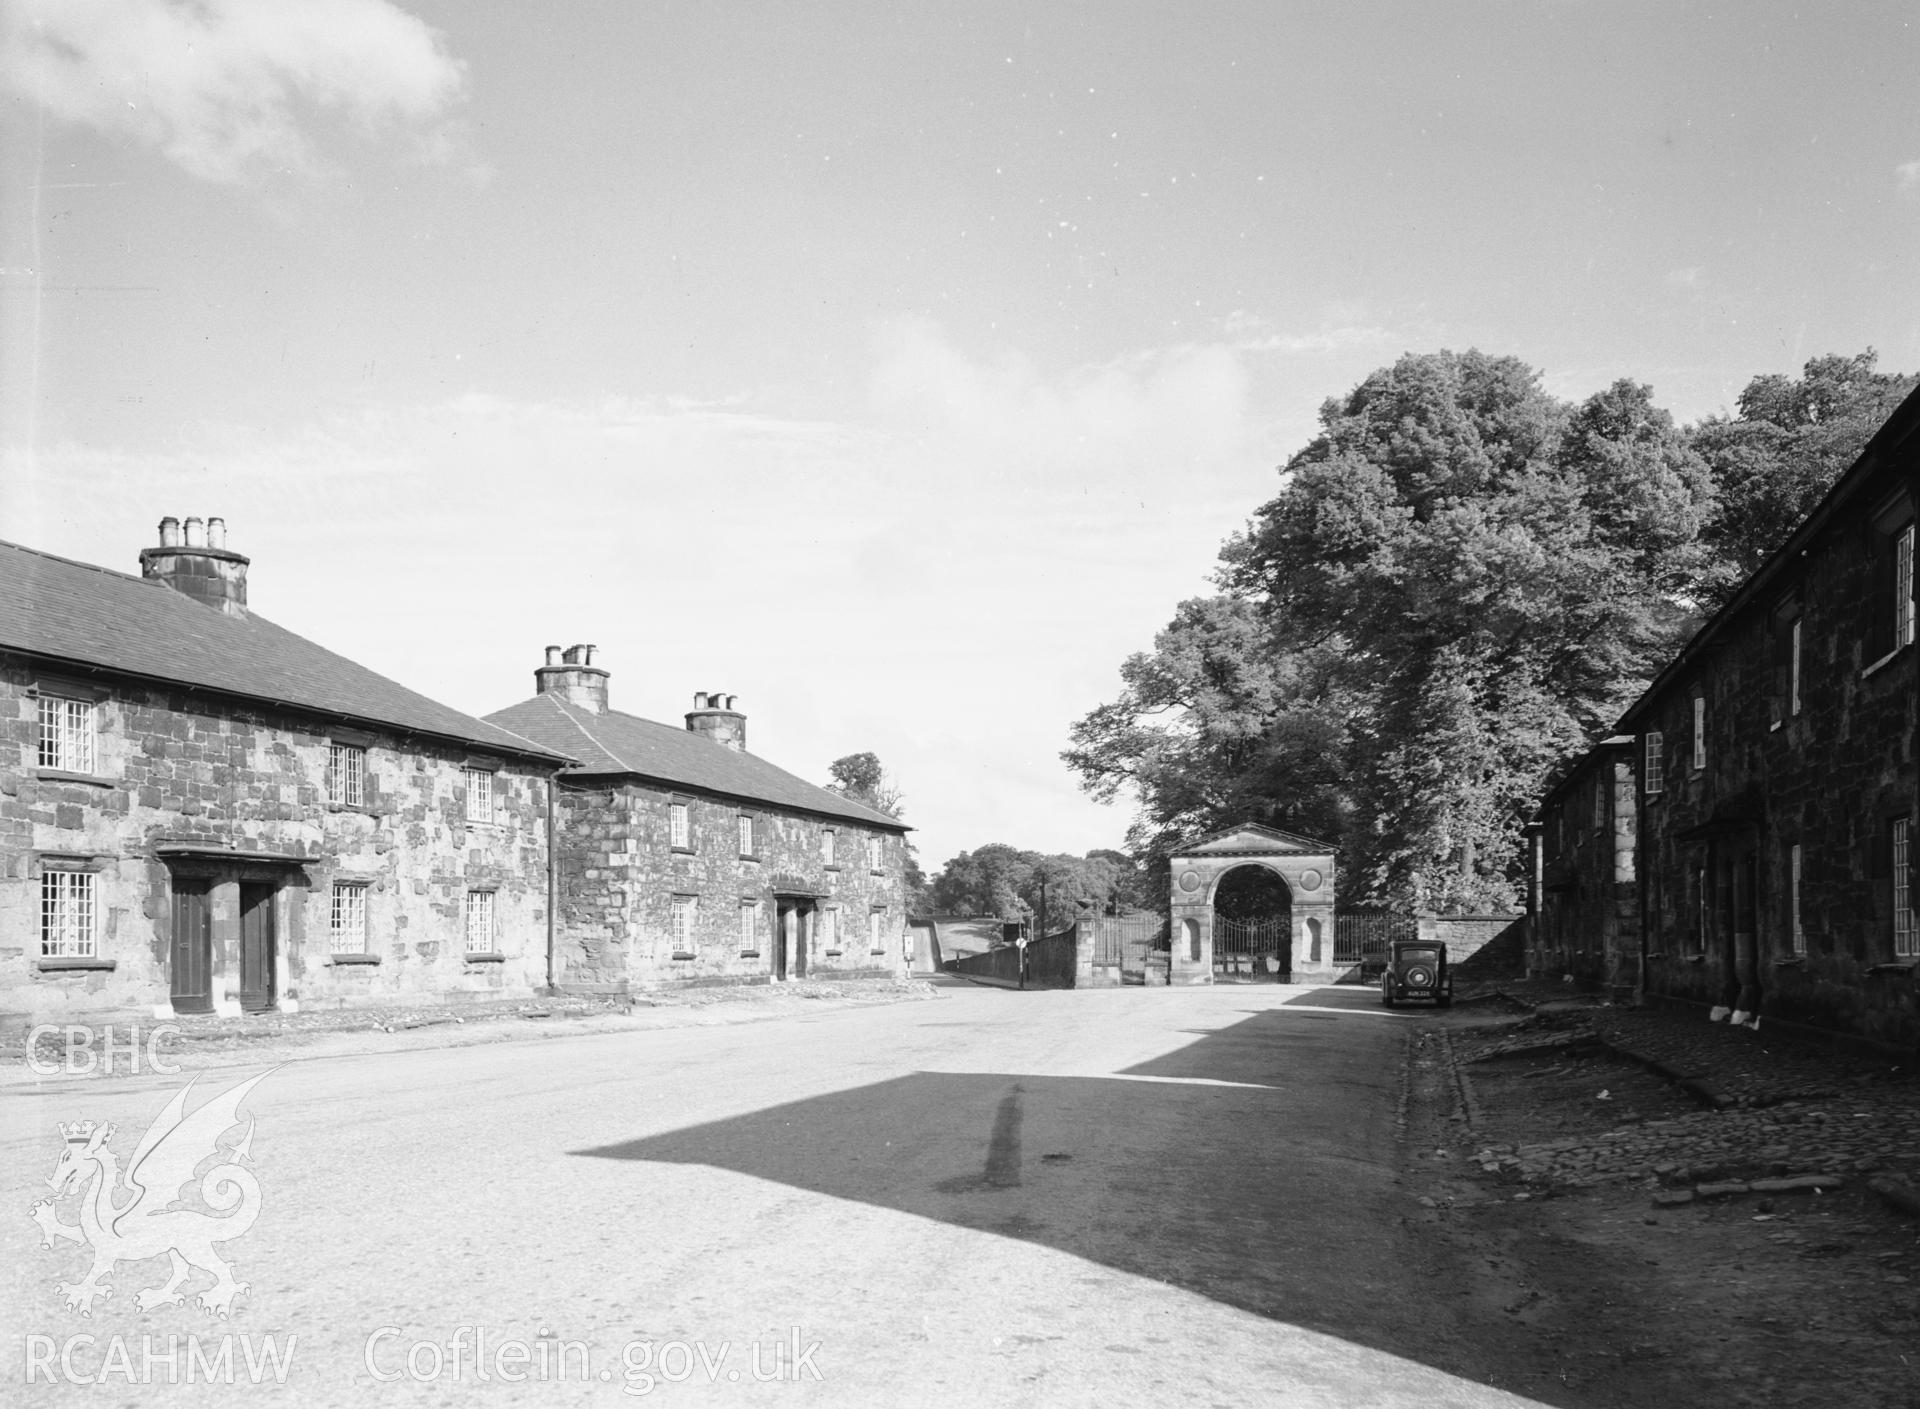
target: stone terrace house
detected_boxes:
[486,647,912,990]
[0,520,570,1020]
[1615,384,1917,1048]
[1525,737,1638,999]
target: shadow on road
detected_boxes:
[1282,985,1392,1011]
[570,1006,1549,1405]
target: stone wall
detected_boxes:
[1023,928,1081,988]
[945,943,1023,986]
[1531,743,1639,997]
[1634,444,1916,1048]
[1417,913,1526,966]
[0,660,552,1019]
[555,778,907,988]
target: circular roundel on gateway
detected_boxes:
[1299,868,1322,892]
[1178,869,1203,893]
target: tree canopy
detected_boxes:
[825,751,901,815]
[1689,351,1917,597]
[1067,349,1908,913]
[927,845,1150,928]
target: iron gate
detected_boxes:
[1087,914,1170,984]
[1334,910,1417,976]
[1212,915,1288,980]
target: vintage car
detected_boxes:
[1380,938,1451,1008]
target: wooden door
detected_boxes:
[239,883,276,1013]
[170,879,213,1014]
[1734,849,1760,1012]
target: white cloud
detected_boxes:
[2,323,1283,864]
[2,0,468,183]
[1209,308,1433,358]
[867,314,1255,485]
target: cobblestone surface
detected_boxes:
[1448,987,1920,1203]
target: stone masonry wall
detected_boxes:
[1417,914,1526,966]
[0,659,551,1019]
[1637,449,1916,1048]
[555,778,908,989]
[1532,747,1639,996]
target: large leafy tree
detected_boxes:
[929,846,1145,927]
[1063,594,1353,902]
[1690,352,1918,596]
[1072,350,1721,912]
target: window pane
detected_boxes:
[739,815,754,855]
[1896,818,1915,959]
[670,803,689,850]
[331,883,368,953]
[1898,524,1915,649]
[329,744,365,806]
[1789,619,1802,716]
[40,871,96,957]
[38,697,96,772]
[464,768,494,823]
[465,891,495,953]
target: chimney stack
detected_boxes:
[534,643,610,714]
[139,515,249,616]
[686,691,747,752]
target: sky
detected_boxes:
[1,0,1917,871]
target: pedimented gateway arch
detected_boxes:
[1167,823,1338,985]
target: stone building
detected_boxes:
[486,648,911,990]
[1526,737,1638,997]
[1613,384,1917,1047]
[0,520,568,1020]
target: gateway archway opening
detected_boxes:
[1211,864,1293,981]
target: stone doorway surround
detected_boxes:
[1167,823,1338,985]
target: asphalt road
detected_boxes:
[3,983,1546,1407]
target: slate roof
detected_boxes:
[484,692,909,830]
[0,539,568,764]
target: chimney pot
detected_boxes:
[139,519,249,616]
[686,692,747,751]
[534,644,610,713]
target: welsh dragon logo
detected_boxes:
[30,1070,271,1318]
